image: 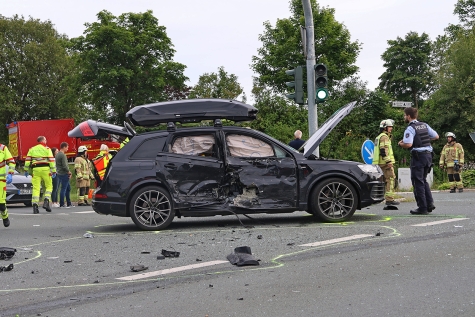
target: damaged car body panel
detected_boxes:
[69,99,385,231]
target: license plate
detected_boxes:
[19,189,32,195]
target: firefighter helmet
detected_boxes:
[78,145,88,152]
[379,119,394,128]
[445,132,456,139]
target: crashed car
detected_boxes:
[68,99,385,231]
[6,170,34,206]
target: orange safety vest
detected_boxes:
[93,154,110,180]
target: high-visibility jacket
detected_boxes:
[93,151,112,180]
[0,144,16,180]
[373,132,395,165]
[439,142,464,167]
[74,156,94,180]
[120,137,129,149]
[25,144,56,172]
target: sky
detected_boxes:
[1,0,460,103]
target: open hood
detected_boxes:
[126,99,258,126]
[303,101,357,158]
[68,120,135,139]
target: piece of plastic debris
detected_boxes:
[157,255,166,260]
[209,284,213,288]
[161,249,180,258]
[196,258,202,262]
[0,247,16,260]
[130,265,148,272]
[257,235,263,239]
[0,263,14,272]
[237,298,244,300]
[64,260,73,263]
[83,233,94,238]
[141,251,151,254]
[227,246,260,266]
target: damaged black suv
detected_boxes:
[69,99,385,231]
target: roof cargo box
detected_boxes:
[126,99,258,126]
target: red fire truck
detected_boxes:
[7,119,120,164]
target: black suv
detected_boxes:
[69,99,384,231]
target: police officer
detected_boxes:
[398,107,439,215]
[373,119,399,206]
[25,136,56,214]
[0,143,16,227]
[439,132,465,193]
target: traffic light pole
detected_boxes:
[302,0,319,156]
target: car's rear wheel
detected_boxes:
[310,178,357,222]
[129,186,175,231]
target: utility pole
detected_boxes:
[301,0,318,156]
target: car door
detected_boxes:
[224,132,298,209]
[159,131,226,206]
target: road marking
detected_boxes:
[73,211,95,214]
[411,218,469,227]
[299,234,373,247]
[116,260,229,281]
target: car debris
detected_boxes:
[130,265,148,272]
[83,233,94,238]
[0,263,14,272]
[227,246,259,266]
[0,247,16,260]
[161,249,180,258]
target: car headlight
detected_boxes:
[357,164,381,174]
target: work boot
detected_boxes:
[3,217,10,227]
[410,208,429,215]
[84,200,90,206]
[427,204,436,213]
[42,198,52,212]
[458,188,464,193]
[33,204,39,214]
[449,188,456,193]
[385,200,400,206]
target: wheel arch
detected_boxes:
[125,179,171,217]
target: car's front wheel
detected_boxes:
[129,186,175,231]
[310,178,357,222]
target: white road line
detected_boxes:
[73,211,96,214]
[411,218,469,227]
[299,234,373,247]
[116,260,229,281]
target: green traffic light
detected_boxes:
[316,88,328,103]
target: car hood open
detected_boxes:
[126,99,258,126]
[303,101,357,158]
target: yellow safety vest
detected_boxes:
[25,144,56,172]
[0,144,16,179]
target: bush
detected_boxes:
[437,169,475,190]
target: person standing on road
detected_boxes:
[50,147,60,208]
[288,130,306,151]
[74,146,94,206]
[55,142,74,208]
[0,143,16,227]
[398,107,439,215]
[439,132,465,193]
[24,136,56,214]
[373,119,399,207]
[92,144,113,187]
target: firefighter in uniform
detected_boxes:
[373,119,399,206]
[439,132,465,193]
[25,136,56,214]
[92,144,113,187]
[74,146,95,206]
[0,143,16,227]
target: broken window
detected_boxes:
[226,134,274,158]
[170,134,216,157]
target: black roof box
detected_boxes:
[126,99,258,126]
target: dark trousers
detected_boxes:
[51,176,59,203]
[410,152,434,211]
[58,174,71,207]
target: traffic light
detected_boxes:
[285,66,304,105]
[315,63,328,103]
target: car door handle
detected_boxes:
[164,163,177,170]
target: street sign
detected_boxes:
[361,139,374,164]
[391,101,413,108]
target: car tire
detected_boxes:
[310,178,357,222]
[24,202,32,207]
[129,186,175,231]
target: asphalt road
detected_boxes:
[1,190,475,317]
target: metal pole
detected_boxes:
[302,0,318,156]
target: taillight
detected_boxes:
[79,121,95,137]
[94,193,108,199]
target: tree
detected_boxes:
[67,10,188,124]
[0,15,75,143]
[251,0,360,97]
[189,66,244,101]
[378,32,434,108]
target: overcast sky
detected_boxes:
[2,0,459,102]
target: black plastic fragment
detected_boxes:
[161,249,180,258]
[0,247,16,260]
[227,246,259,266]
[130,265,148,272]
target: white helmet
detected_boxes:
[380,119,394,128]
[78,145,88,152]
[445,132,456,139]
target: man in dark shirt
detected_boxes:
[288,130,306,151]
[55,142,74,208]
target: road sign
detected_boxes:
[392,101,413,108]
[361,139,374,164]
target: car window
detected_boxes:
[170,134,216,157]
[226,134,274,158]
[130,136,167,159]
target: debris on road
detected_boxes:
[130,265,148,272]
[227,246,259,266]
[161,249,180,258]
[0,247,16,260]
[0,263,14,272]
[83,233,94,238]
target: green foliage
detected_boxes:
[67,10,188,125]
[189,66,244,101]
[378,31,434,108]
[0,15,76,143]
[437,169,475,190]
[251,0,360,96]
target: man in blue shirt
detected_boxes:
[398,107,439,215]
